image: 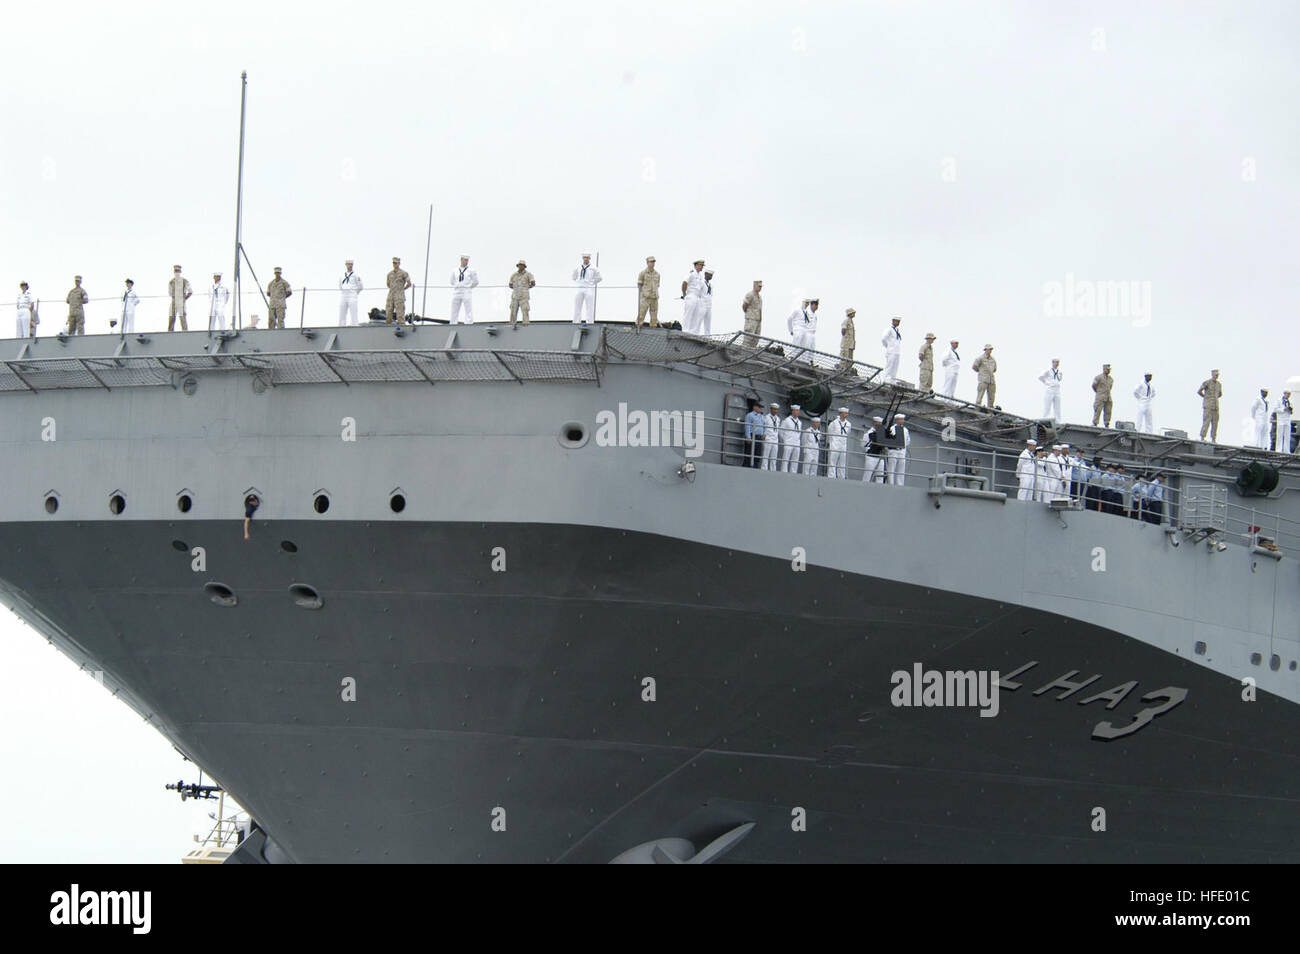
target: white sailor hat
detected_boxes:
[582,252,592,257]
[1052,444,1062,450]
[838,406,849,413]
[872,415,884,422]
[459,253,470,258]
[894,413,906,419]
[811,416,821,422]
[1026,439,1038,445]
[769,401,780,408]
[845,307,856,315]
[790,404,801,411]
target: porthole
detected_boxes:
[1291,661,1297,671]
[177,494,193,513]
[1193,641,1206,656]
[204,582,237,607]
[109,494,126,515]
[280,540,298,554]
[44,496,58,514]
[390,494,406,513]
[558,421,588,449]
[289,583,322,610]
[1269,654,1280,672]
[1249,652,1262,666]
[313,494,330,514]
[171,540,188,552]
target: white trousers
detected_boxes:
[1135,406,1153,433]
[761,436,779,470]
[573,288,595,324]
[1043,391,1060,423]
[802,448,818,475]
[1017,479,1035,500]
[1279,418,1293,454]
[210,310,227,331]
[681,297,701,333]
[887,450,906,486]
[941,371,958,397]
[122,311,136,334]
[1253,420,1268,448]
[792,329,815,353]
[16,310,31,337]
[698,299,712,335]
[862,456,885,483]
[780,442,800,473]
[338,296,358,326]
[827,448,846,479]
[883,353,900,381]
[451,292,473,324]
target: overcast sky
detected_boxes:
[1,0,1297,861]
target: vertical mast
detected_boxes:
[232,71,248,330]
[421,203,433,319]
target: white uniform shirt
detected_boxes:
[803,425,822,452]
[450,265,477,291]
[942,348,960,372]
[780,414,803,445]
[683,270,706,300]
[1039,367,1063,391]
[882,325,902,356]
[827,417,852,450]
[121,287,140,317]
[339,270,363,295]
[572,263,602,287]
[1250,397,1270,423]
[16,291,34,314]
[210,283,230,316]
[1133,382,1156,403]
[787,307,816,336]
[765,412,782,437]
[1016,449,1036,483]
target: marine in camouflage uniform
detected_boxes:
[1092,364,1115,427]
[917,332,936,389]
[168,265,192,331]
[266,267,292,329]
[636,256,660,328]
[972,345,997,408]
[508,261,535,327]
[1197,370,1223,442]
[742,280,763,346]
[65,276,88,335]
[839,306,856,365]
[386,257,412,324]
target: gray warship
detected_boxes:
[0,319,1297,863]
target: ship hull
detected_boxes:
[1,519,1295,863]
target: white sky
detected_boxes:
[1,0,1298,861]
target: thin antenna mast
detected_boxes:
[421,204,433,318]
[232,71,248,330]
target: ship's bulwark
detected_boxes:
[0,520,1294,863]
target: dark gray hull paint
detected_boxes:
[1,520,1295,863]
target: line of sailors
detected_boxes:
[742,403,911,485]
[1015,439,1166,522]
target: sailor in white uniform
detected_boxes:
[15,282,34,337]
[1016,439,1038,500]
[780,405,804,473]
[940,339,960,396]
[119,279,140,333]
[1038,359,1062,424]
[787,298,816,353]
[1049,445,1068,497]
[572,253,601,324]
[336,260,363,326]
[697,269,715,334]
[886,414,910,486]
[881,317,902,382]
[681,260,706,332]
[1250,389,1271,448]
[862,416,886,483]
[451,256,478,324]
[1032,447,1052,502]
[210,273,230,331]
[826,407,851,479]
[1278,392,1293,454]
[1133,374,1156,433]
[762,402,782,471]
[802,416,823,476]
